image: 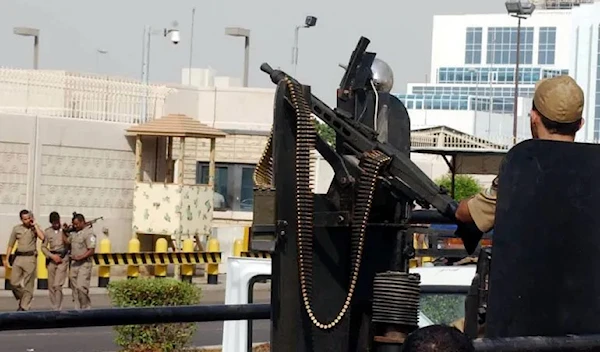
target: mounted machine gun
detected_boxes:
[251,36,483,351]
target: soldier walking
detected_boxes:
[65,213,96,309]
[41,212,70,310]
[3,210,45,311]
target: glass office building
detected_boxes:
[396,7,574,124]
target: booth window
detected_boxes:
[196,162,255,212]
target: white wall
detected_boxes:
[570,3,600,142]
[431,10,573,78]
[164,85,274,132]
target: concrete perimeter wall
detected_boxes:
[0,113,135,252]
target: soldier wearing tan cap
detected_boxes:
[455,75,585,244]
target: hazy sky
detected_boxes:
[2,0,506,102]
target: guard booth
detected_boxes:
[125,113,226,255]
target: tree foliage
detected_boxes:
[313,120,336,145]
[435,174,482,201]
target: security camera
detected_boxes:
[165,29,180,45]
[304,16,317,28]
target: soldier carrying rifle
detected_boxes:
[63,212,97,310]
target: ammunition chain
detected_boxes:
[253,76,390,330]
[253,125,274,188]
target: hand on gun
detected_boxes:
[445,201,484,255]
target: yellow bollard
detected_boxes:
[37,241,48,290]
[127,237,140,279]
[98,237,111,287]
[155,238,168,278]
[243,227,250,252]
[181,238,195,283]
[5,245,16,290]
[206,237,220,284]
[233,239,243,257]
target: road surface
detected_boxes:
[0,289,271,352]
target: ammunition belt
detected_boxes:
[254,76,390,330]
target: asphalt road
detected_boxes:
[0,289,271,352]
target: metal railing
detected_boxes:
[1,296,599,351]
[0,68,175,124]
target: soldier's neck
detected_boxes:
[538,131,576,143]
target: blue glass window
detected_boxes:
[538,27,556,65]
[465,27,483,64]
[487,27,534,65]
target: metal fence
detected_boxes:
[0,68,175,124]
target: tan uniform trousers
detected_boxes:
[10,256,36,311]
[70,260,92,309]
[48,257,69,311]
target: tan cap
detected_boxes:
[533,75,584,123]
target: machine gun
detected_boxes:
[253,36,486,352]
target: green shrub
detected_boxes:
[108,278,202,352]
[435,174,483,201]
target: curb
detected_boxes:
[192,342,268,350]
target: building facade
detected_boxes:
[569,1,600,141]
[395,2,593,142]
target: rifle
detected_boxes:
[63,216,104,233]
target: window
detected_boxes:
[420,293,466,325]
[436,67,546,85]
[465,27,483,64]
[487,27,534,65]
[196,162,256,212]
[538,27,556,65]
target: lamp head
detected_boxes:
[371,58,394,93]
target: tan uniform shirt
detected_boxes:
[70,227,96,260]
[8,224,37,253]
[467,176,498,233]
[41,228,66,257]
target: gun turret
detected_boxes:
[260,38,483,253]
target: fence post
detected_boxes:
[181,238,194,283]
[155,238,167,278]
[206,238,220,284]
[126,237,140,279]
[98,237,111,287]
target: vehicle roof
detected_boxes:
[409,265,475,287]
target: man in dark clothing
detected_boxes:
[402,325,475,352]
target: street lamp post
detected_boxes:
[506,0,534,144]
[13,27,40,70]
[292,15,318,76]
[140,22,180,121]
[225,27,251,87]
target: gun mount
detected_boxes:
[250,37,487,351]
[251,36,600,352]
